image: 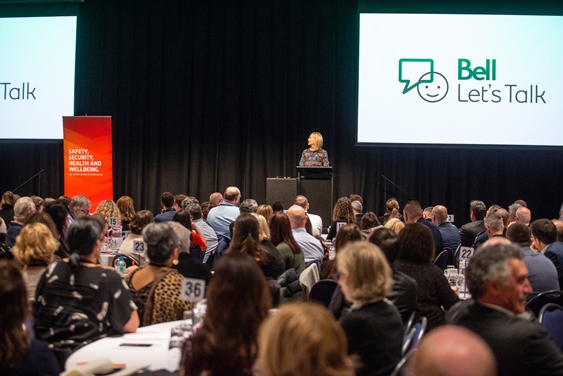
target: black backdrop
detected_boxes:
[1,0,562,225]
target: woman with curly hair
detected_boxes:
[94,200,121,226]
[13,222,59,302]
[181,252,271,376]
[116,196,135,231]
[327,197,355,241]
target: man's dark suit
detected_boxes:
[449,302,563,376]
[416,218,443,257]
[545,241,563,278]
[459,219,485,247]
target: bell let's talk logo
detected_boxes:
[398,58,546,104]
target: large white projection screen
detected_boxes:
[0,16,76,140]
[357,14,563,147]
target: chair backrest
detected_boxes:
[401,329,415,356]
[404,310,416,334]
[433,249,449,270]
[391,349,415,376]
[299,263,320,300]
[403,316,428,355]
[539,303,563,351]
[526,290,563,318]
[309,279,338,307]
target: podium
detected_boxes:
[296,166,334,225]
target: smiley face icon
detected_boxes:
[417,72,449,103]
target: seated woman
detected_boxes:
[380,198,401,225]
[126,222,192,327]
[253,214,285,279]
[396,223,459,331]
[43,202,71,259]
[359,211,382,239]
[173,209,207,261]
[13,222,59,302]
[228,214,281,279]
[0,261,60,376]
[94,200,121,226]
[182,252,271,376]
[257,302,353,376]
[119,210,153,257]
[337,241,403,376]
[269,212,305,275]
[321,223,362,280]
[327,197,355,241]
[384,217,405,234]
[256,204,273,223]
[169,222,211,284]
[34,217,139,361]
[116,196,135,231]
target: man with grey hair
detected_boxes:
[449,242,563,375]
[294,195,322,237]
[68,195,91,226]
[459,200,487,247]
[181,196,199,210]
[514,206,531,226]
[473,210,505,249]
[184,201,218,264]
[5,196,36,247]
[239,199,258,214]
[507,203,522,226]
[169,221,211,284]
[351,200,363,227]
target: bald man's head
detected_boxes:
[411,326,496,376]
[287,205,307,229]
[515,207,531,225]
[432,205,448,225]
[223,187,241,204]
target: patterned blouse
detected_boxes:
[299,148,330,167]
[34,262,137,351]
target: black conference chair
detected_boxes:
[309,279,338,308]
[391,348,415,376]
[526,290,563,318]
[433,249,449,271]
[539,303,563,351]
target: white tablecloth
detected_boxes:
[65,320,185,372]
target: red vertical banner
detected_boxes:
[63,116,113,211]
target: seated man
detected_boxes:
[449,241,563,376]
[207,187,241,239]
[531,219,563,278]
[286,205,323,265]
[154,192,176,222]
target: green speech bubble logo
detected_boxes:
[399,59,434,94]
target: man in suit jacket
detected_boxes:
[459,200,487,247]
[403,200,443,258]
[531,218,563,278]
[449,241,563,376]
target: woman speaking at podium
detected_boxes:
[299,132,330,167]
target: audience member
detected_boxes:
[473,209,506,249]
[253,214,285,279]
[173,210,207,260]
[327,197,355,241]
[0,191,16,229]
[423,206,433,220]
[449,242,563,375]
[530,218,563,278]
[43,202,71,259]
[337,241,403,376]
[411,326,496,376]
[239,199,258,214]
[358,211,381,239]
[228,214,282,279]
[181,253,271,376]
[257,302,354,376]
[169,221,211,284]
[6,197,36,247]
[154,192,176,222]
[256,204,273,222]
[116,196,135,231]
[173,194,187,212]
[31,195,44,213]
[269,212,305,275]
[287,205,324,265]
[13,223,59,302]
[207,186,241,238]
[200,201,215,220]
[515,206,531,226]
[553,219,563,242]
[209,192,223,206]
[396,223,459,330]
[57,195,71,211]
[126,222,192,327]
[349,194,363,204]
[380,198,401,225]
[94,199,121,226]
[34,217,139,362]
[0,261,60,375]
[432,205,461,251]
[271,201,284,213]
[507,203,522,226]
[506,223,559,295]
[294,195,323,237]
[67,195,91,226]
[184,201,218,264]
[351,200,363,227]
[384,217,404,234]
[119,210,153,256]
[403,200,444,257]
[321,223,362,280]
[459,200,486,247]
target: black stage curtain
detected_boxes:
[1,0,562,225]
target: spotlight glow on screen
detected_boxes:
[0,16,77,140]
[357,13,563,147]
